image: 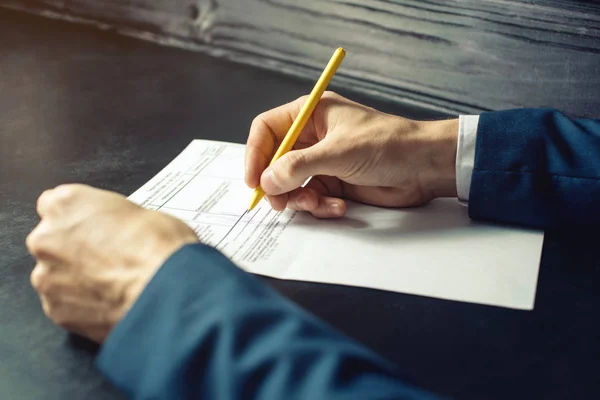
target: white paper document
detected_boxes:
[129,140,544,310]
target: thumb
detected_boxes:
[261,143,338,195]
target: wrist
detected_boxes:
[417,118,458,199]
[123,214,199,321]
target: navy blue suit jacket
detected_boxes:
[470,108,600,229]
[96,109,599,399]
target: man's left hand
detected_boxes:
[26,184,199,343]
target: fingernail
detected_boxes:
[327,202,344,216]
[263,168,281,191]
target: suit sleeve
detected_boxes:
[468,108,600,229]
[95,243,442,400]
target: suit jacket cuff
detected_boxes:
[456,115,479,202]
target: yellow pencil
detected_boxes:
[247,47,346,211]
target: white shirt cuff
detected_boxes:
[456,115,480,202]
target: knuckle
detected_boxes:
[321,91,341,106]
[25,230,40,254]
[252,109,276,127]
[285,152,305,176]
[37,185,79,216]
[29,267,42,290]
[52,184,77,206]
[322,90,338,99]
[250,114,273,142]
[292,95,310,110]
[313,92,340,124]
[30,266,50,293]
[36,189,53,216]
[26,226,48,256]
[251,113,264,127]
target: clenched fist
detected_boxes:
[26,184,199,343]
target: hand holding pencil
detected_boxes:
[244,50,459,218]
[247,47,347,211]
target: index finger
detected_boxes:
[245,96,309,189]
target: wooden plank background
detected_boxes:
[3,0,599,117]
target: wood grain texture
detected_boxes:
[2,0,599,116]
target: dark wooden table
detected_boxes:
[1,8,599,400]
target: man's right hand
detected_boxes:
[244,91,459,218]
